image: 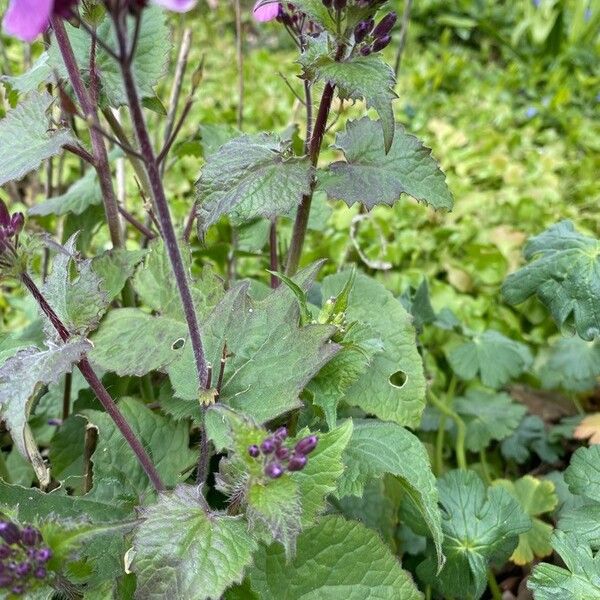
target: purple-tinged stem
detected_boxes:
[113,14,208,389]
[20,272,165,492]
[52,18,123,249]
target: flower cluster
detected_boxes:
[253,0,321,39]
[2,0,197,43]
[0,201,23,272]
[0,522,52,597]
[248,427,318,479]
[353,11,396,55]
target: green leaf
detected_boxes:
[303,47,397,151]
[321,273,426,427]
[0,340,90,486]
[132,485,258,600]
[91,248,147,303]
[29,168,101,216]
[287,0,336,32]
[500,415,561,465]
[41,234,108,338]
[493,476,557,565]
[82,398,196,503]
[447,330,532,388]
[418,470,531,600]
[0,91,74,185]
[453,388,527,452]
[336,419,444,569]
[564,444,600,503]
[93,264,338,423]
[321,117,453,210]
[248,515,423,600]
[1,52,51,94]
[48,415,87,489]
[502,220,600,340]
[528,531,600,599]
[558,504,600,550]
[196,133,313,229]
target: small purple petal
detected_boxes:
[2,0,54,42]
[36,548,52,563]
[34,566,47,579]
[247,444,260,458]
[151,0,197,11]
[260,438,276,454]
[294,435,318,455]
[264,462,284,478]
[287,453,307,471]
[253,0,280,22]
[275,446,290,460]
[0,522,20,545]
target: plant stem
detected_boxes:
[429,389,467,471]
[20,272,165,492]
[270,220,280,288]
[434,414,447,476]
[234,0,244,129]
[486,569,503,600]
[394,0,413,76]
[52,18,124,249]
[113,12,208,390]
[479,449,492,485]
[62,372,72,421]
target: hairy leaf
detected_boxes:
[336,419,444,568]
[196,133,313,229]
[249,515,423,599]
[503,220,600,340]
[0,91,73,186]
[448,330,532,388]
[0,340,90,486]
[132,486,257,600]
[418,470,531,600]
[321,273,426,427]
[321,117,453,211]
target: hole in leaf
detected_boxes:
[389,370,407,389]
[172,338,185,351]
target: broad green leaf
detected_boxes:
[0,340,90,486]
[40,235,108,338]
[321,273,426,427]
[29,168,101,216]
[418,470,531,600]
[500,415,561,464]
[196,133,313,229]
[0,91,74,185]
[93,264,338,423]
[0,52,51,94]
[82,398,196,503]
[453,389,527,452]
[302,46,397,151]
[502,220,600,340]
[48,414,87,489]
[564,445,600,503]
[558,504,600,549]
[249,515,423,600]
[538,336,600,392]
[447,330,532,388]
[493,476,557,565]
[321,117,453,210]
[336,419,444,568]
[91,248,148,303]
[198,123,240,156]
[528,531,600,599]
[132,486,258,600]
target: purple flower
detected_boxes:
[152,0,197,12]
[0,522,20,545]
[35,548,52,563]
[34,566,47,579]
[0,545,10,559]
[264,462,284,478]
[525,106,538,118]
[253,0,281,22]
[260,438,276,454]
[294,435,318,455]
[275,446,290,460]
[354,19,373,44]
[19,527,41,548]
[287,453,307,471]
[274,426,288,441]
[15,563,30,578]
[247,444,260,458]
[372,11,397,39]
[372,34,391,53]
[0,573,12,588]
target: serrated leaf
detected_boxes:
[418,470,531,600]
[93,264,338,423]
[321,273,426,427]
[82,398,196,503]
[1,52,51,94]
[196,133,313,229]
[41,234,108,338]
[558,504,600,550]
[303,49,397,151]
[502,220,600,340]
[448,330,532,388]
[336,419,444,569]
[0,91,74,185]
[564,444,600,503]
[500,415,561,464]
[493,476,557,565]
[453,388,527,452]
[528,531,600,599]
[91,248,147,303]
[321,117,453,210]
[132,485,258,600]
[0,340,90,486]
[248,515,423,600]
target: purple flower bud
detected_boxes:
[295,435,318,455]
[275,446,290,460]
[264,462,284,478]
[372,34,391,52]
[36,548,52,563]
[247,444,260,458]
[0,522,20,545]
[34,566,47,579]
[333,0,345,11]
[15,563,30,577]
[0,545,11,559]
[359,45,372,56]
[0,201,9,228]
[354,19,373,43]
[9,213,24,236]
[287,453,307,471]
[260,438,276,454]
[20,527,40,547]
[373,11,396,38]
[11,585,25,595]
[0,573,11,588]
[274,426,288,441]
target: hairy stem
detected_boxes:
[113,12,208,389]
[52,18,124,249]
[269,220,280,288]
[62,372,72,421]
[21,272,165,492]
